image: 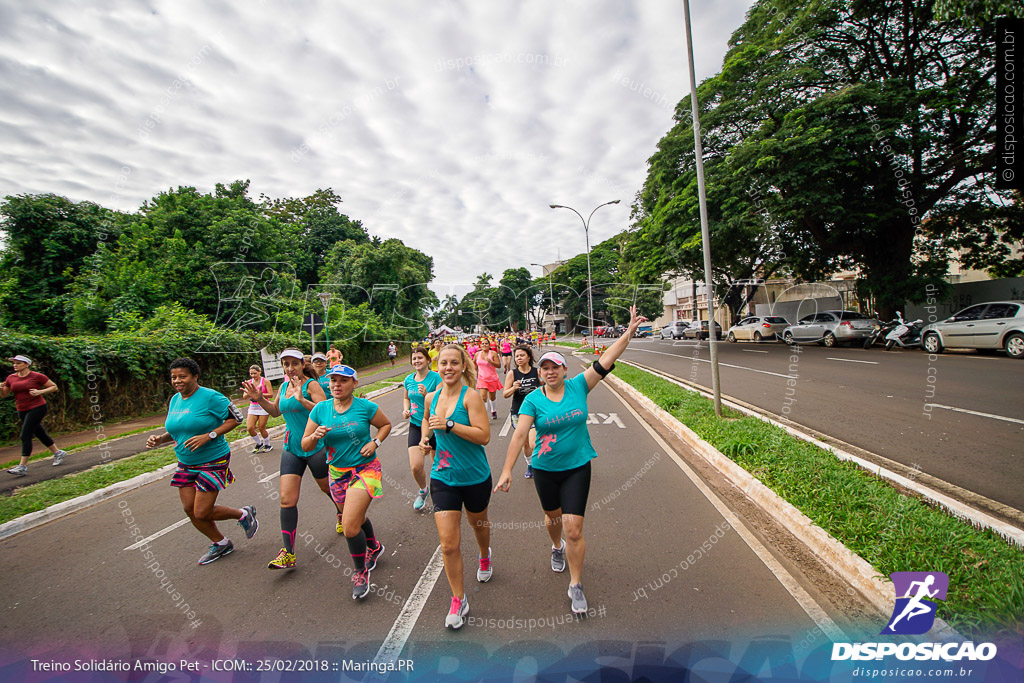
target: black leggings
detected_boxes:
[532,461,592,516]
[19,404,54,459]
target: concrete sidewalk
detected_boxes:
[0,355,411,493]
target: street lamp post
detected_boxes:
[682,0,722,417]
[317,291,332,354]
[531,261,556,333]
[549,201,620,339]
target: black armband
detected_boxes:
[227,404,245,422]
[592,359,615,377]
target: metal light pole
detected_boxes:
[317,291,332,354]
[549,201,619,339]
[683,0,722,417]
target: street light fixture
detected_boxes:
[317,291,332,354]
[549,200,620,340]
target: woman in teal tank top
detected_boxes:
[419,344,493,630]
[495,305,649,616]
[242,347,338,570]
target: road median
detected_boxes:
[602,360,1022,641]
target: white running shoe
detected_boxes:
[445,595,469,629]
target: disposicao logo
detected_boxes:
[881,571,948,635]
[831,571,998,663]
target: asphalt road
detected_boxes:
[617,337,1024,516]
[0,357,867,676]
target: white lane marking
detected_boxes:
[826,357,879,365]
[123,518,191,551]
[499,414,513,437]
[372,544,444,668]
[742,349,769,354]
[123,469,280,550]
[601,382,847,641]
[924,404,1024,426]
[633,347,796,379]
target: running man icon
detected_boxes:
[881,571,949,635]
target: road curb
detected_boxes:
[0,386,405,542]
[602,368,963,642]
[618,358,1024,548]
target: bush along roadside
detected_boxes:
[612,363,1024,641]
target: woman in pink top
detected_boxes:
[475,338,503,421]
[0,355,68,475]
[499,336,513,374]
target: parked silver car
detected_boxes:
[660,321,690,339]
[921,301,1024,359]
[781,310,879,347]
[726,315,791,342]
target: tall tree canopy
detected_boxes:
[627,0,1016,317]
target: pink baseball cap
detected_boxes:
[538,351,567,367]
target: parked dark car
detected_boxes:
[682,320,723,340]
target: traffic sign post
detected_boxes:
[302,313,324,355]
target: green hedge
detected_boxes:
[0,303,416,441]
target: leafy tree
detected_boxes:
[320,237,436,335]
[932,0,1024,23]
[0,194,121,333]
[627,0,1014,318]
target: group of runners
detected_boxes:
[7,310,644,630]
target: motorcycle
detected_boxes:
[883,312,924,350]
[863,318,899,349]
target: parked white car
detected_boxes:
[726,315,790,342]
[921,301,1024,359]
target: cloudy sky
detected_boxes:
[1,0,755,295]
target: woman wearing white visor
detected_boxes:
[495,305,647,614]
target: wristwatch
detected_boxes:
[208,431,218,440]
[372,438,382,447]
[445,419,455,433]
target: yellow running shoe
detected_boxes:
[268,548,295,569]
[336,515,344,534]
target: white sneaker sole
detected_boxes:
[567,587,587,614]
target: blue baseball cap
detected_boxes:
[326,365,358,379]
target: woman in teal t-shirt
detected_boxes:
[242,347,334,570]
[403,346,442,511]
[146,357,258,566]
[419,344,493,630]
[495,306,648,615]
[303,365,391,600]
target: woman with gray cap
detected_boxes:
[495,305,647,616]
[1,355,68,475]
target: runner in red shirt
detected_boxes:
[0,355,68,476]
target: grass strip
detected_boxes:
[0,417,285,524]
[613,363,1023,639]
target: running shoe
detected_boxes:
[568,582,588,614]
[524,465,534,479]
[352,568,371,599]
[336,515,344,534]
[366,540,384,571]
[250,444,261,454]
[268,548,296,569]
[491,410,498,420]
[198,540,234,565]
[413,488,428,511]
[238,505,259,539]
[477,547,492,582]
[445,595,469,629]
[52,450,67,466]
[551,542,566,572]
[262,443,273,453]
[6,464,27,476]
